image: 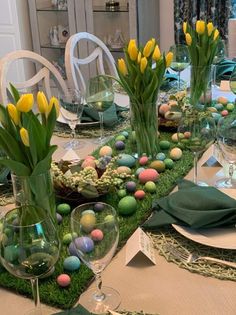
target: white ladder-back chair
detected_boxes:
[65,32,118,94]
[0,50,68,105]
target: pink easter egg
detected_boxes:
[85,155,96,160]
[139,156,149,166]
[134,190,146,200]
[81,159,96,169]
[57,274,71,287]
[139,168,159,184]
[221,110,228,117]
[91,229,104,241]
[184,131,191,139]
[159,103,170,116]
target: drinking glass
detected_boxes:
[212,39,226,88]
[0,205,60,315]
[86,76,114,145]
[169,44,190,91]
[178,110,216,186]
[71,202,120,314]
[59,88,84,150]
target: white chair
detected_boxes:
[0,50,68,105]
[65,32,118,94]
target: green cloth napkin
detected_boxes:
[216,58,236,81]
[52,304,93,314]
[160,72,178,91]
[143,180,236,230]
[81,103,128,127]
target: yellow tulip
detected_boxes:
[152,45,161,61]
[207,22,214,36]
[185,33,192,46]
[183,22,187,34]
[7,103,19,126]
[137,51,141,64]
[213,29,219,40]
[140,57,148,73]
[37,91,48,114]
[143,40,155,58]
[118,58,128,76]
[20,127,29,147]
[16,94,34,112]
[48,96,60,118]
[165,52,173,68]
[128,42,138,61]
[151,38,155,46]
[128,39,136,52]
[196,20,205,35]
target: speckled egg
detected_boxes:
[145,181,157,193]
[81,159,96,169]
[91,229,104,241]
[215,103,224,111]
[207,107,217,113]
[125,181,137,192]
[115,134,126,142]
[74,237,94,253]
[149,160,166,172]
[63,256,81,272]
[226,103,234,112]
[171,133,179,143]
[121,131,129,138]
[117,166,132,175]
[117,154,136,168]
[94,203,105,212]
[99,145,113,157]
[139,156,149,166]
[221,109,229,116]
[134,190,146,200]
[115,141,125,150]
[169,148,182,160]
[56,213,63,224]
[57,274,71,287]
[135,167,145,177]
[80,214,96,233]
[164,158,174,169]
[217,96,228,105]
[139,168,159,184]
[159,140,171,150]
[63,233,73,245]
[156,152,166,161]
[117,189,127,198]
[57,203,71,215]
[118,196,137,216]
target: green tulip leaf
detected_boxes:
[31,145,57,176]
[0,158,30,176]
[9,83,20,103]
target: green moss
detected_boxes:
[0,131,193,309]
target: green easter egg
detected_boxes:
[226,103,234,112]
[117,189,127,198]
[159,140,171,150]
[149,160,166,172]
[144,181,157,193]
[164,158,174,169]
[63,233,77,245]
[118,196,137,216]
[115,134,126,141]
[57,203,71,215]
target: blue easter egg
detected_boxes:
[135,167,145,177]
[215,103,224,111]
[212,112,221,123]
[121,131,129,138]
[117,154,136,168]
[156,152,166,161]
[63,256,81,272]
[74,237,94,253]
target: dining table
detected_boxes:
[1,88,236,315]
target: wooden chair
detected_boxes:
[0,50,68,105]
[65,32,118,94]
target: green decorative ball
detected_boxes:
[159,140,171,150]
[117,189,127,198]
[57,203,71,215]
[144,181,157,193]
[164,158,174,169]
[118,196,137,216]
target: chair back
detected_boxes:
[0,50,68,104]
[65,32,118,94]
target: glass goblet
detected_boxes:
[86,76,114,145]
[169,44,190,91]
[0,205,60,315]
[59,88,84,150]
[71,202,120,314]
[178,110,216,186]
[212,39,226,89]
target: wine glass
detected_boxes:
[86,76,114,145]
[59,88,84,150]
[212,39,226,89]
[0,205,60,315]
[71,202,120,314]
[178,110,216,186]
[169,44,190,91]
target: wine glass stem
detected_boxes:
[226,163,234,186]
[98,112,104,144]
[94,272,105,302]
[193,152,198,185]
[213,64,216,87]
[178,71,181,90]
[30,278,42,315]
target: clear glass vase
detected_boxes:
[11,170,56,222]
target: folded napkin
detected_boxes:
[81,103,128,127]
[216,58,236,81]
[143,180,236,230]
[52,304,92,314]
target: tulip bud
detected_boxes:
[207,22,214,36]
[37,91,48,114]
[196,20,205,35]
[185,33,192,46]
[165,52,173,68]
[7,103,19,126]
[16,94,34,112]
[128,39,136,52]
[213,29,219,41]
[118,58,128,76]
[49,96,60,118]
[137,51,141,64]
[143,40,155,58]
[128,42,138,61]
[152,45,161,61]
[20,127,29,147]
[183,22,187,34]
[140,57,148,73]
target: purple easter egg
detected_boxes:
[56,213,63,224]
[125,181,136,192]
[115,141,125,150]
[68,241,80,258]
[74,237,94,253]
[94,203,104,212]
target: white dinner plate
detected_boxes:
[172,224,236,250]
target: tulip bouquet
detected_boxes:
[184,20,220,107]
[116,38,173,157]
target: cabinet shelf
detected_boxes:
[36,7,67,12]
[41,43,66,49]
[93,5,128,13]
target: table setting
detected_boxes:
[1,19,236,315]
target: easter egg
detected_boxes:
[217,96,228,105]
[135,167,145,176]
[149,160,166,172]
[168,100,178,107]
[207,107,217,113]
[117,166,132,174]
[81,159,96,169]
[115,134,126,142]
[68,242,79,257]
[121,131,129,138]
[212,112,221,123]
[104,214,116,226]
[169,148,182,160]
[82,210,96,216]
[156,152,166,161]
[171,133,179,143]
[118,196,137,216]
[80,214,96,233]
[226,103,234,112]
[139,156,149,166]
[115,141,125,150]
[139,168,159,184]
[214,103,224,111]
[159,103,170,115]
[159,140,171,150]
[57,274,71,287]
[125,181,137,192]
[63,256,81,272]
[117,189,127,198]
[99,146,113,157]
[57,203,71,215]
[134,190,145,200]
[117,154,136,168]
[91,229,104,241]
[74,237,94,253]
[221,109,228,116]
[94,203,105,212]
[164,158,174,169]
[184,131,191,139]
[56,213,63,224]
[85,155,96,160]
[145,181,157,193]
[63,233,73,245]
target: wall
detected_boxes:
[159,0,174,52]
